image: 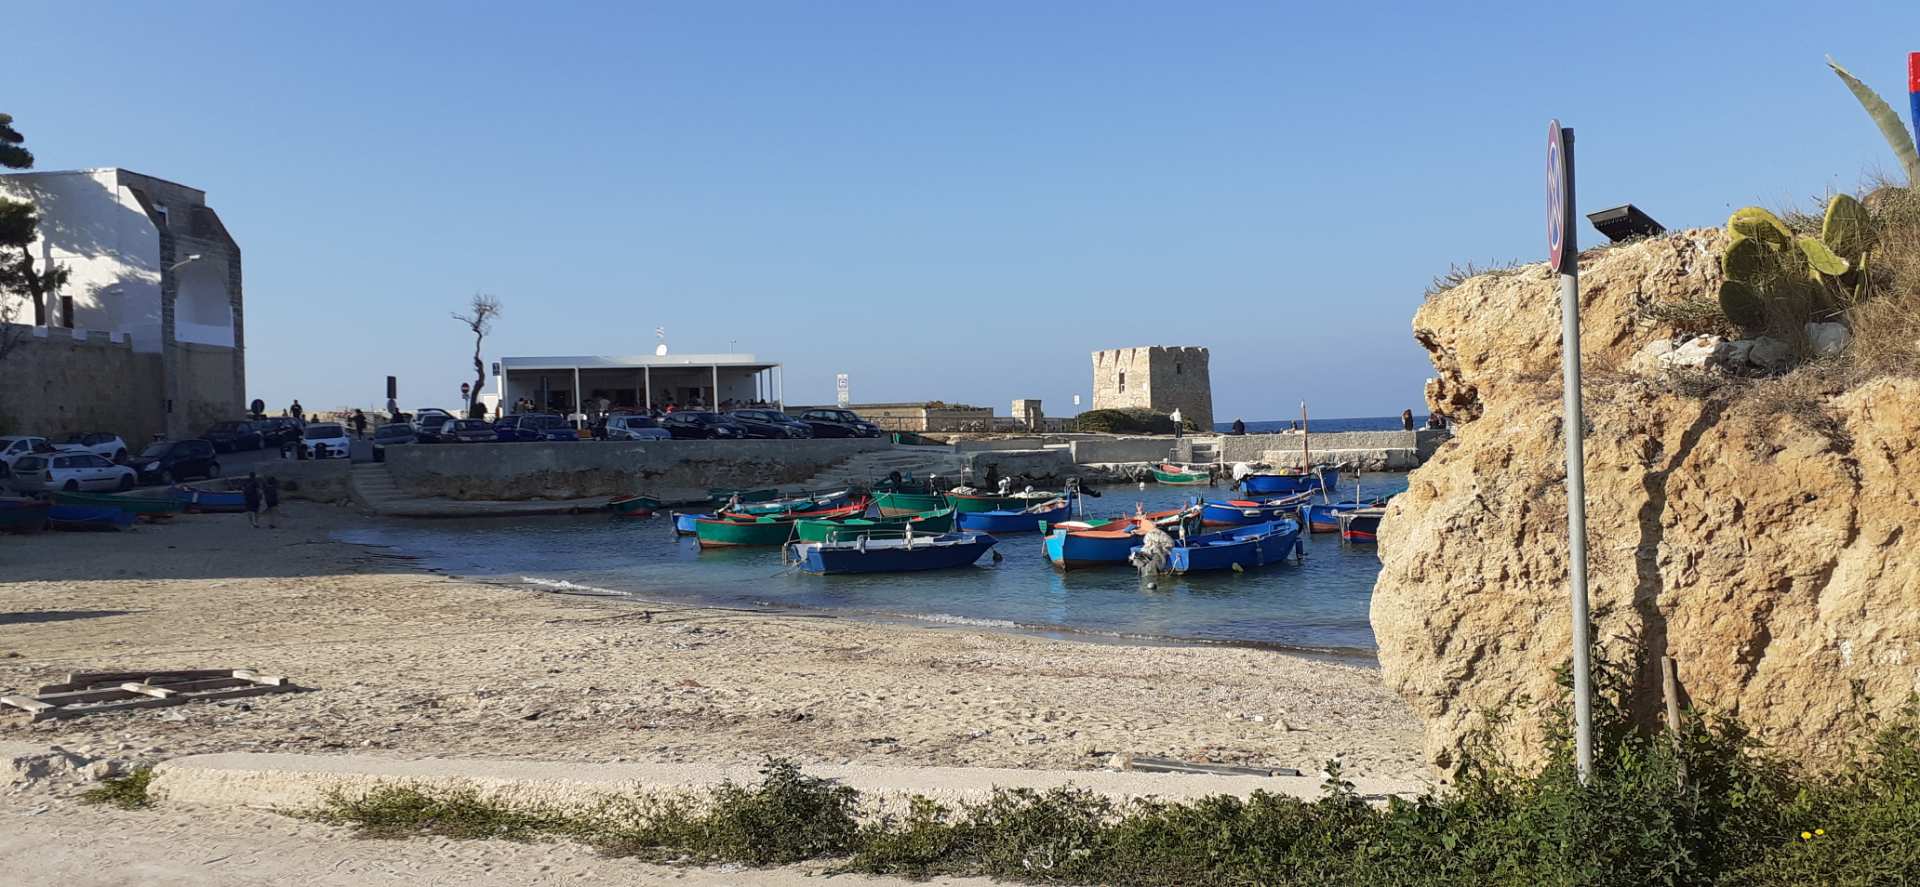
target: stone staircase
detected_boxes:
[349,463,401,510]
[786,445,974,493]
[350,462,605,517]
[1187,439,1219,465]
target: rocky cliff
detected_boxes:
[1375,230,1920,773]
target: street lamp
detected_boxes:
[165,254,203,272]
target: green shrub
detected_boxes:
[80,767,155,810]
[1074,409,1180,434]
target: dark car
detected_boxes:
[370,423,418,459]
[132,438,221,485]
[421,419,498,444]
[253,417,304,446]
[202,421,266,452]
[493,413,580,442]
[660,411,747,440]
[796,408,883,439]
[726,409,813,439]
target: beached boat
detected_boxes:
[954,498,1071,534]
[873,490,949,517]
[693,516,801,548]
[946,490,1061,514]
[792,531,999,575]
[1336,507,1386,543]
[1151,463,1210,485]
[1199,492,1313,527]
[171,485,247,513]
[606,494,663,517]
[1240,468,1338,496]
[1168,519,1303,573]
[50,490,186,515]
[793,507,955,543]
[47,505,137,531]
[0,498,51,533]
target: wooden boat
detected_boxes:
[954,498,1071,534]
[1336,507,1387,543]
[718,499,867,523]
[792,531,999,575]
[709,487,779,504]
[724,490,850,517]
[1168,520,1302,573]
[693,516,801,548]
[1151,463,1210,485]
[171,485,246,514]
[606,494,663,517]
[50,490,186,515]
[1200,492,1313,527]
[0,497,51,534]
[946,490,1061,514]
[47,505,137,531]
[1042,507,1203,569]
[873,490,949,517]
[794,507,955,543]
[1241,468,1338,496]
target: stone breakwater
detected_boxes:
[1373,230,1920,773]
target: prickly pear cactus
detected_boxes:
[1717,198,1877,335]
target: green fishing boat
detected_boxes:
[708,487,779,504]
[873,490,948,517]
[947,491,1060,513]
[693,516,799,548]
[606,494,662,517]
[1150,464,1209,485]
[793,507,955,543]
[51,490,187,515]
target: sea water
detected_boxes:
[337,474,1408,657]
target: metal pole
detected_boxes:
[1558,129,1595,786]
[644,366,651,409]
[712,365,720,407]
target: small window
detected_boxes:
[1118,371,1126,393]
[60,296,74,329]
[153,203,169,226]
[1175,362,1182,375]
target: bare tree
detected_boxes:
[452,293,502,418]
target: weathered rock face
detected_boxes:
[1376,231,1920,773]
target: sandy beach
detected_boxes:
[1,501,1422,882]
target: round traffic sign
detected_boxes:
[1547,120,1566,271]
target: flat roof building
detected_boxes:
[495,353,783,415]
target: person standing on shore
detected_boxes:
[1230,418,1246,435]
[351,409,368,439]
[263,477,282,529]
[242,473,263,528]
[1401,409,1415,431]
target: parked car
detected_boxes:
[131,439,221,485]
[302,422,354,459]
[411,408,455,433]
[253,417,304,447]
[494,413,579,442]
[796,408,884,439]
[0,435,55,478]
[370,423,416,460]
[420,419,498,444]
[203,421,266,452]
[8,452,138,494]
[53,432,130,462]
[604,414,671,441]
[725,409,813,439]
[660,411,748,440]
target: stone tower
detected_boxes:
[1090,346,1213,430]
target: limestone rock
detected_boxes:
[1661,335,1736,372]
[1385,231,1920,774]
[1805,322,1852,356]
[1746,337,1794,372]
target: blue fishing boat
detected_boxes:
[1241,468,1337,496]
[0,497,51,534]
[1199,493,1312,527]
[954,498,1070,534]
[1305,497,1394,533]
[1337,507,1386,543]
[1045,524,1147,570]
[47,505,138,531]
[171,485,247,513]
[793,531,999,574]
[1167,520,1303,573]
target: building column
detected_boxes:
[572,367,582,421]
[711,365,719,407]
[643,366,651,409]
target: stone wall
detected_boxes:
[174,342,245,432]
[1216,429,1446,463]
[383,438,891,501]
[1090,346,1213,429]
[1068,436,1181,464]
[0,326,165,443]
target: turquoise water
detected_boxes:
[337,474,1408,656]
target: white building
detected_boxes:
[496,353,783,415]
[0,168,244,439]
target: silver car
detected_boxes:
[9,452,137,494]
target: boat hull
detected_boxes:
[873,491,948,517]
[693,517,799,548]
[797,532,998,574]
[50,491,186,515]
[47,505,137,530]
[1168,520,1303,573]
[1241,469,1338,496]
[607,495,662,517]
[1337,510,1384,543]
[0,498,51,533]
[1043,526,1143,569]
[947,492,1053,514]
[709,487,779,504]
[1305,501,1367,533]
[172,486,247,513]
[1151,468,1209,485]
[954,501,1070,534]
[1200,498,1307,526]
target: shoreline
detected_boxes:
[0,501,1424,782]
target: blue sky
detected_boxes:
[9,1,1919,419]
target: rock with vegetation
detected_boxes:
[1382,222,1920,776]
[1072,408,1183,434]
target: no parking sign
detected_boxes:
[1547,120,1576,273]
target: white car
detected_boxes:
[0,436,54,477]
[302,423,353,459]
[9,452,137,493]
[605,415,670,441]
[53,431,130,462]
